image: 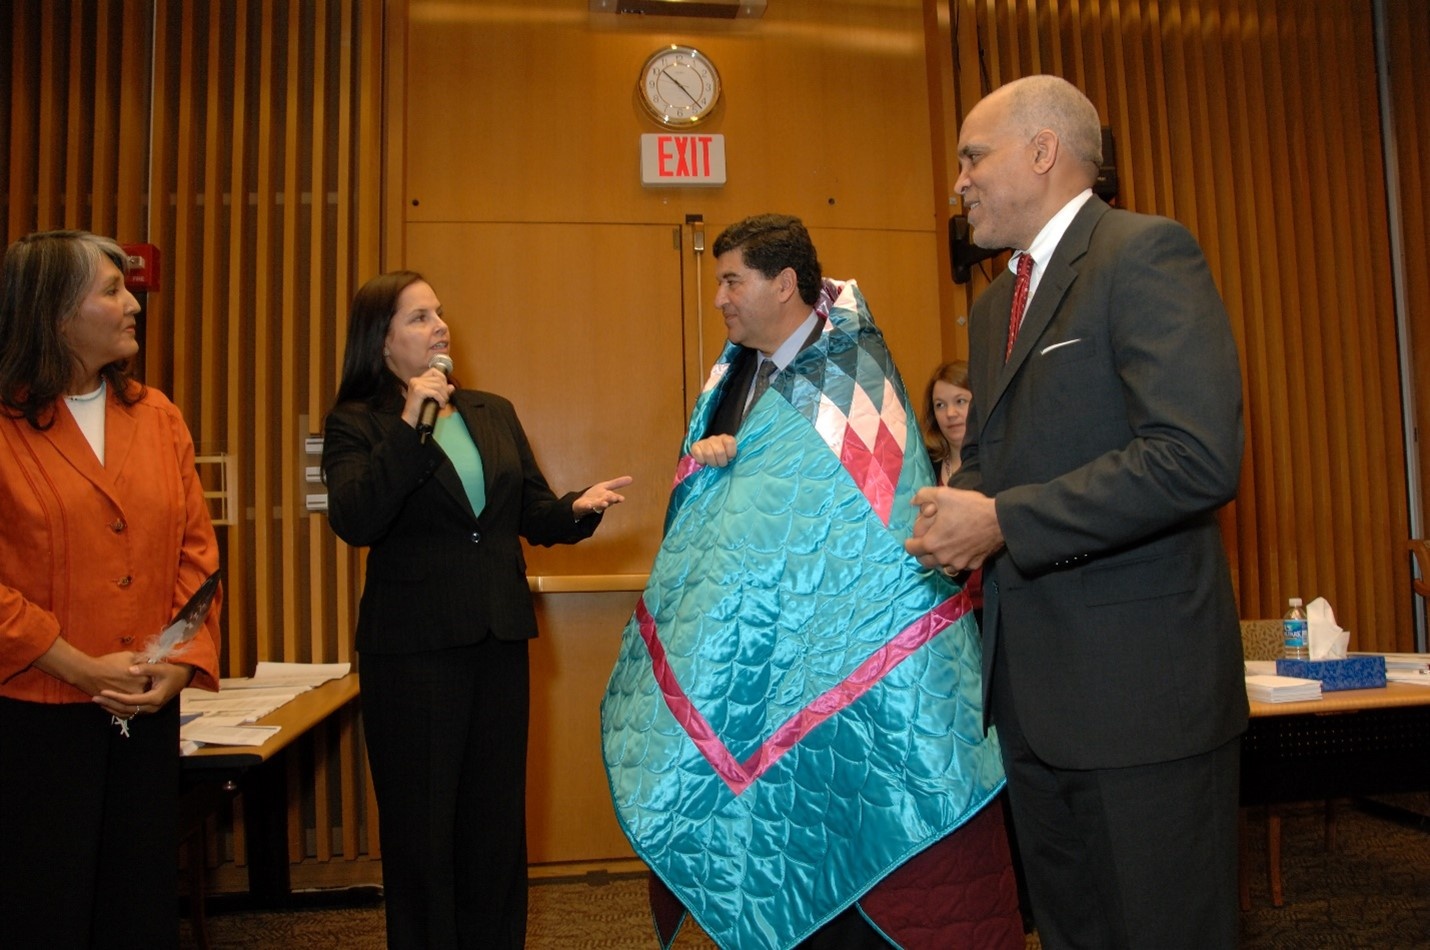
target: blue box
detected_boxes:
[1275,656,1387,691]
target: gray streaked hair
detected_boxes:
[0,230,141,428]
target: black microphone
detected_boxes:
[416,353,454,443]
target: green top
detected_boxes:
[432,411,486,518]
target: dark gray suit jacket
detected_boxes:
[953,196,1248,770]
[322,389,597,654]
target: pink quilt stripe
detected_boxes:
[866,424,905,525]
[739,592,969,780]
[873,423,905,486]
[671,454,703,489]
[636,591,971,796]
[840,430,897,526]
[635,598,752,790]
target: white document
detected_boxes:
[231,661,351,689]
[181,721,281,747]
[1352,652,1430,670]
[1386,669,1430,686]
[181,686,306,722]
[179,661,349,753]
[1245,673,1322,703]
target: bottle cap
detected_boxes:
[1289,597,1303,606]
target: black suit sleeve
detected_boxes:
[322,404,446,548]
[705,348,758,439]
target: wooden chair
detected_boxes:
[1238,619,1336,909]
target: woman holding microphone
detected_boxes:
[322,270,630,949]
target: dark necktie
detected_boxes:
[1004,252,1035,362]
[744,358,777,421]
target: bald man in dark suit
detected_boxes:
[907,75,1246,949]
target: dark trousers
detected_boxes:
[991,646,1241,950]
[0,697,181,950]
[361,639,530,950]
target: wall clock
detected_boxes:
[638,45,721,128]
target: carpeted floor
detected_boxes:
[180,797,1430,948]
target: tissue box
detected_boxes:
[1275,656,1387,691]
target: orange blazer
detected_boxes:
[0,383,221,703]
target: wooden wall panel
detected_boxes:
[402,0,935,232]
[1387,0,1430,619]
[3,0,386,884]
[922,0,963,359]
[527,593,642,864]
[405,221,691,578]
[35,7,62,225]
[938,0,1413,649]
[2,2,152,251]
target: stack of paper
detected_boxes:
[227,660,351,690]
[1351,652,1430,669]
[180,661,352,750]
[1349,652,1430,686]
[1245,673,1322,703]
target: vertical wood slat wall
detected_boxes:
[1388,0,1430,575]
[2,0,384,875]
[941,0,1417,650]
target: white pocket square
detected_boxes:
[1040,338,1083,355]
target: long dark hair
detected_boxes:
[332,270,426,410]
[921,360,970,467]
[0,230,144,429]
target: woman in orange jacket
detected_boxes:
[0,231,222,949]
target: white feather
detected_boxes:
[143,570,221,663]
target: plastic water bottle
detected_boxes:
[1282,597,1309,660]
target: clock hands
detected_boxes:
[639,46,719,127]
[660,66,701,106]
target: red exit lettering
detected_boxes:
[658,135,715,177]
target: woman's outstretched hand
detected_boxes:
[575,475,634,518]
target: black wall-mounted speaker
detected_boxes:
[949,214,1004,285]
[1094,126,1119,202]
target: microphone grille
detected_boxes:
[428,354,454,375]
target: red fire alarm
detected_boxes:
[120,243,161,293]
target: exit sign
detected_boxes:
[640,133,726,187]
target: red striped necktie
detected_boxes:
[1004,252,1035,362]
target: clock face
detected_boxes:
[639,46,721,128]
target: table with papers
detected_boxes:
[1242,650,1430,705]
[181,665,362,914]
[180,661,352,753]
[1242,681,1430,806]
